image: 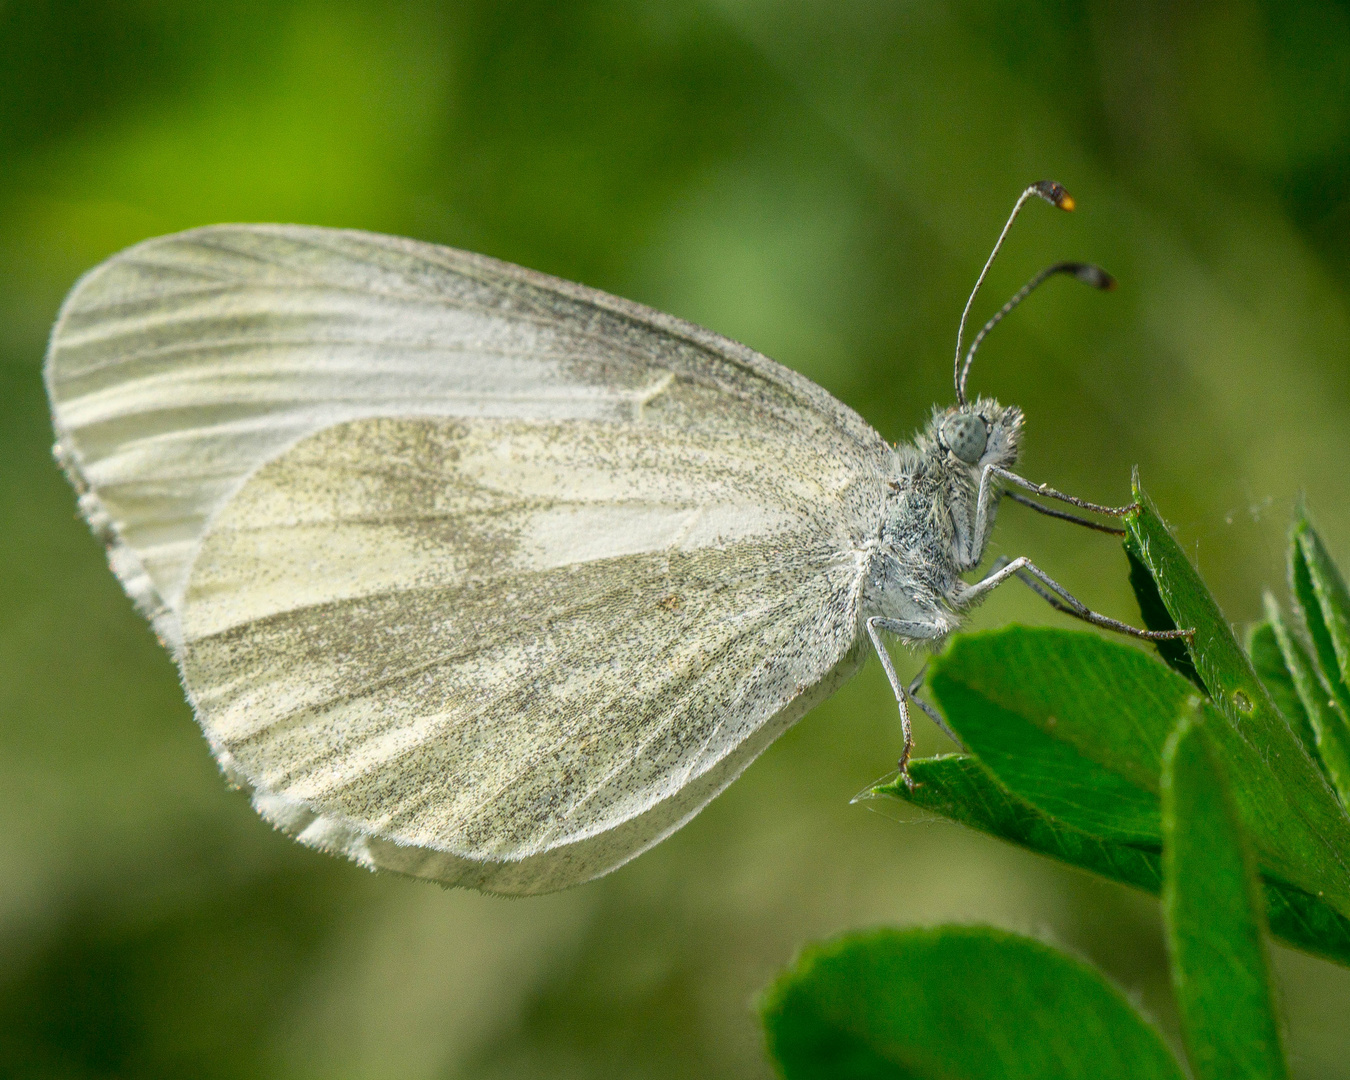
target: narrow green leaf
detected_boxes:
[1124,476,1280,731]
[1262,877,1350,966]
[1163,704,1288,1080]
[1293,510,1350,686]
[1128,545,1206,691]
[1123,477,1350,916]
[1266,593,1350,809]
[1289,518,1350,808]
[1246,619,1316,757]
[874,755,1350,969]
[759,926,1185,1080]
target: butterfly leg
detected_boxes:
[968,465,1133,566]
[1002,489,1126,536]
[979,554,1080,616]
[960,556,1194,641]
[866,616,952,786]
[905,663,966,749]
[987,465,1136,517]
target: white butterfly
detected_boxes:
[45,182,1184,894]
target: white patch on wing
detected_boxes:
[514,503,793,570]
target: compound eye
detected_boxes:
[941,413,988,464]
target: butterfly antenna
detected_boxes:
[953,180,1075,406]
[957,262,1116,399]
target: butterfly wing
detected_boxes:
[181,415,877,892]
[45,225,885,650]
[46,225,893,892]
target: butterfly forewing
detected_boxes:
[46,225,886,646]
[46,225,893,893]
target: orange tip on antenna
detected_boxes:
[1032,179,1074,211]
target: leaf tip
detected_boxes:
[1162,697,1208,768]
[1262,590,1280,622]
[854,769,910,803]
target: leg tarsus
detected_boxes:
[991,465,1137,517]
[906,664,966,750]
[963,556,1194,642]
[1003,489,1127,536]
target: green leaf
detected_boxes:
[881,755,1162,892]
[1163,703,1288,1080]
[874,754,1350,968]
[1127,545,1206,691]
[1123,477,1350,916]
[1288,515,1350,809]
[1293,510,1350,687]
[1265,593,1350,809]
[927,625,1350,913]
[1246,619,1316,757]
[927,629,1175,845]
[759,925,1185,1080]
[1123,476,1278,729]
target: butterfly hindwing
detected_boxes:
[180,415,875,891]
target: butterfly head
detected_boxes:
[933,398,1022,471]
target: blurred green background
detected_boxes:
[4,1,1350,1076]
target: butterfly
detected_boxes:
[45,181,1184,894]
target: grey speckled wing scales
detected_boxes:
[45,224,894,893]
[181,417,875,893]
[45,224,887,652]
